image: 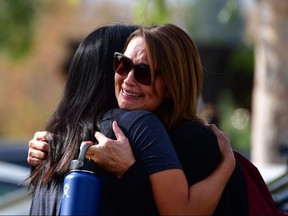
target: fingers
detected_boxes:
[27,146,47,167]
[208,124,236,176]
[27,131,49,167]
[92,125,135,177]
[206,123,217,132]
[33,131,51,142]
[28,157,43,168]
[112,121,125,140]
[207,124,229,142]
[207,124,233,154]
[94,121,124,143]
[30,131,50,151]
[207,124,224,137]
[29,139,49,152]
[94,131,108,143]
[85,145,98,161]
[80,141,95,161]
[80,141,93,151]
[89,131,110,161]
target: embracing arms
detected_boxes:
[27,123,234,215]
[86,121,234,215]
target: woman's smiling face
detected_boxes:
[114,36,168,111]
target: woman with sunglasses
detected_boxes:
[84,24,248,215]
[28,24,236,215]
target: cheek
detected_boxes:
[114,74,122,98]
[115,74,123,90]
[155,77,168,98]
[145,78,168,111]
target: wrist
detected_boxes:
[117,158,136,178]
[220,153,236,177]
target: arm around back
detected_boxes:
[94,110,235,215]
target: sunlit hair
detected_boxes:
[29,24,138,191]
[125,24,205,131]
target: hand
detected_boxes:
[27,131,50,167]
[86,121,136,177]
[207,124,235,172]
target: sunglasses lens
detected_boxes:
[134,66,151,85]
[113,54,131,76]
[113,52,153,85]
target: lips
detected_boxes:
[122,89,142,98]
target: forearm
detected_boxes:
[150,155,235,215]
[187,154,235,215]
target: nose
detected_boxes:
[123,70,137,85]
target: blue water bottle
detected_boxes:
[60,141,101,215]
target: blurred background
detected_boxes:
[0,0,287,214]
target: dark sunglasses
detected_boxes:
[113,52,153,85]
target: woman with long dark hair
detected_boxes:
[28,24,235,215]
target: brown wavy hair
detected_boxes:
[125,24,205,132]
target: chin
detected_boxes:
[119,103,133,111]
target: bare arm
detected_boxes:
[26,123,234,215]
[150,124,235,215]
[86,121,235,215]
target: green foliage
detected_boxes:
[0,0,36,59]
[185,0,244,44]
[227,46,254,75]
[132,0,171,25]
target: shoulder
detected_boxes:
[170,120,220,157]
[106,110,181,175]
[120,109,158,121]
[104,108,159,122]
[101,108,166,138]
[100,109,161,134]
[171,120,216,141]
[112,109,162,129]
[171,120,221,184]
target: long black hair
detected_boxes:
[29,24,138,191]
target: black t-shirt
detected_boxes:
[170,120,248,215]
[29,109,181,215]
[29,110,248,215]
